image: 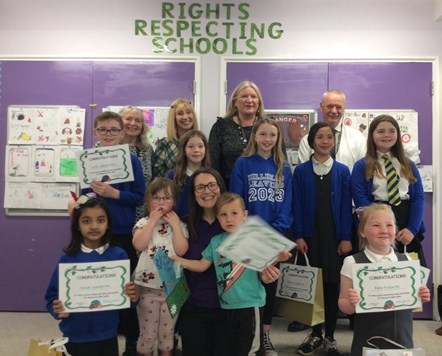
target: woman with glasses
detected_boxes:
[119,106,154,221]
[177,168,229,356]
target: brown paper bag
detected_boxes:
[28,338,67,356]
[277,264,325,326]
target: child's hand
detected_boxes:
[295,239,308,254]
[347,288,360,306]
[163,211,180,228]
[149,207,165,224]
[90,181,119,199]
[261,265,281,284]
[170,255,181,264]
[275,250,292,263]
[125,282,140,303]
[396,228,414,246]
[53,300,70,319]
[419,285,431,303]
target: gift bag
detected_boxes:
[28,337,70,356]
[362,336,425,356]
[277,254,324,326]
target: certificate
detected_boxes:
[59,260,130,313]
[216,216,296,272]
[353,260,422,314]
[277,263,319,304]
[76,144,134,188]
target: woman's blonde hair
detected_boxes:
[118,106,151,150]
[243,118,286,188]
[166,99,199,141]
[357,203,397,250]
[224,81,265,119]
[365,115,416,183]
[173,130,211,191]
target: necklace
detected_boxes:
[237,116,255,147]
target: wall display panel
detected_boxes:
[0,59,198,311]
[223,59,434,319]
[225,61,329,111]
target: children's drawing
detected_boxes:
[7,146,31,181]
[33,147,56,181]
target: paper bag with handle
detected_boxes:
[277,253,325,326]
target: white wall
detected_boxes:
[1,0,441,308]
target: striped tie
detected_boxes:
[382,154,401,206]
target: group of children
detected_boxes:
[45,110,431,356]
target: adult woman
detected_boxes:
[119,106,153,221]
[153,99,199,179]
[209,81,265,187]
[177,168,227,356]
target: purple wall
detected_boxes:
[227,61,434,318]
[0,60,195,311]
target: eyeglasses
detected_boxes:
[95,127,122,136]
[151,196,174,203]
[194,182,219,193]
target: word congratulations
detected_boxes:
[369,274,406,280]
[134,2,284,55]
[77,273,117,280]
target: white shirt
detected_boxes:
[372,151,410,202]
[81,243,109,255]
[298,121,366,172]
[340,247,410,279]
[312,156,333,177]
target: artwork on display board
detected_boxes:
[343,110,420,162]
[264,110,317,167]
[104,106,170,147]
[4,106,86,214]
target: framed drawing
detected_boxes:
[264,110,317,167]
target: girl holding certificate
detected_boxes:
[229,117,292,354]
[292,122,353,356]
[45,195,139,356]
[339,203,430,356]
[351,114,426,266]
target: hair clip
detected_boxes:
[75,192,97,209]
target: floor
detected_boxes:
[2,312,441,356]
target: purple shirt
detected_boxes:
[184,219,223,308]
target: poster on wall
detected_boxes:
[343,110,419,162]
[264,110,317,167]
[4,106,85,214]
[104,106,170,147]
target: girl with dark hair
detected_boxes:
[45,195,139,356]
[293,122,352,356]
[167,130,211,218]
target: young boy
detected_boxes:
[172,192,287,356]
[82,111,146,356]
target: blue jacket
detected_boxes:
[167,170,191,218]
[292,160,352,242]
[45,247,129,343]
[351,158,425,235]
[229,154,293,234]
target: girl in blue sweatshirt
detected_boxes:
[45,195,139,356]
[229,117,292,354]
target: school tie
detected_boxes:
[382,154,401,206]
[330,129,338,159]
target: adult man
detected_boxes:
[298,90,366,172]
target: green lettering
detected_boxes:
[223,3,235,20]
[151,20,161,36]
[238,3,250,20]
[162,3,174,18]
[162,19,174,36]
[268,22,284,39]
[191,21,202,36]
[213,38,227,54]
[245,39,257,55]
[176,20,190,36]
[188,3,203,19]
[195,38,211,54]
[222,22,234,39]
[180,38,194,53]
[232,38,243,55]
[205,3,220,19]
[134,20,148,36]
[206,21,218,37]
[165,38,177,53]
